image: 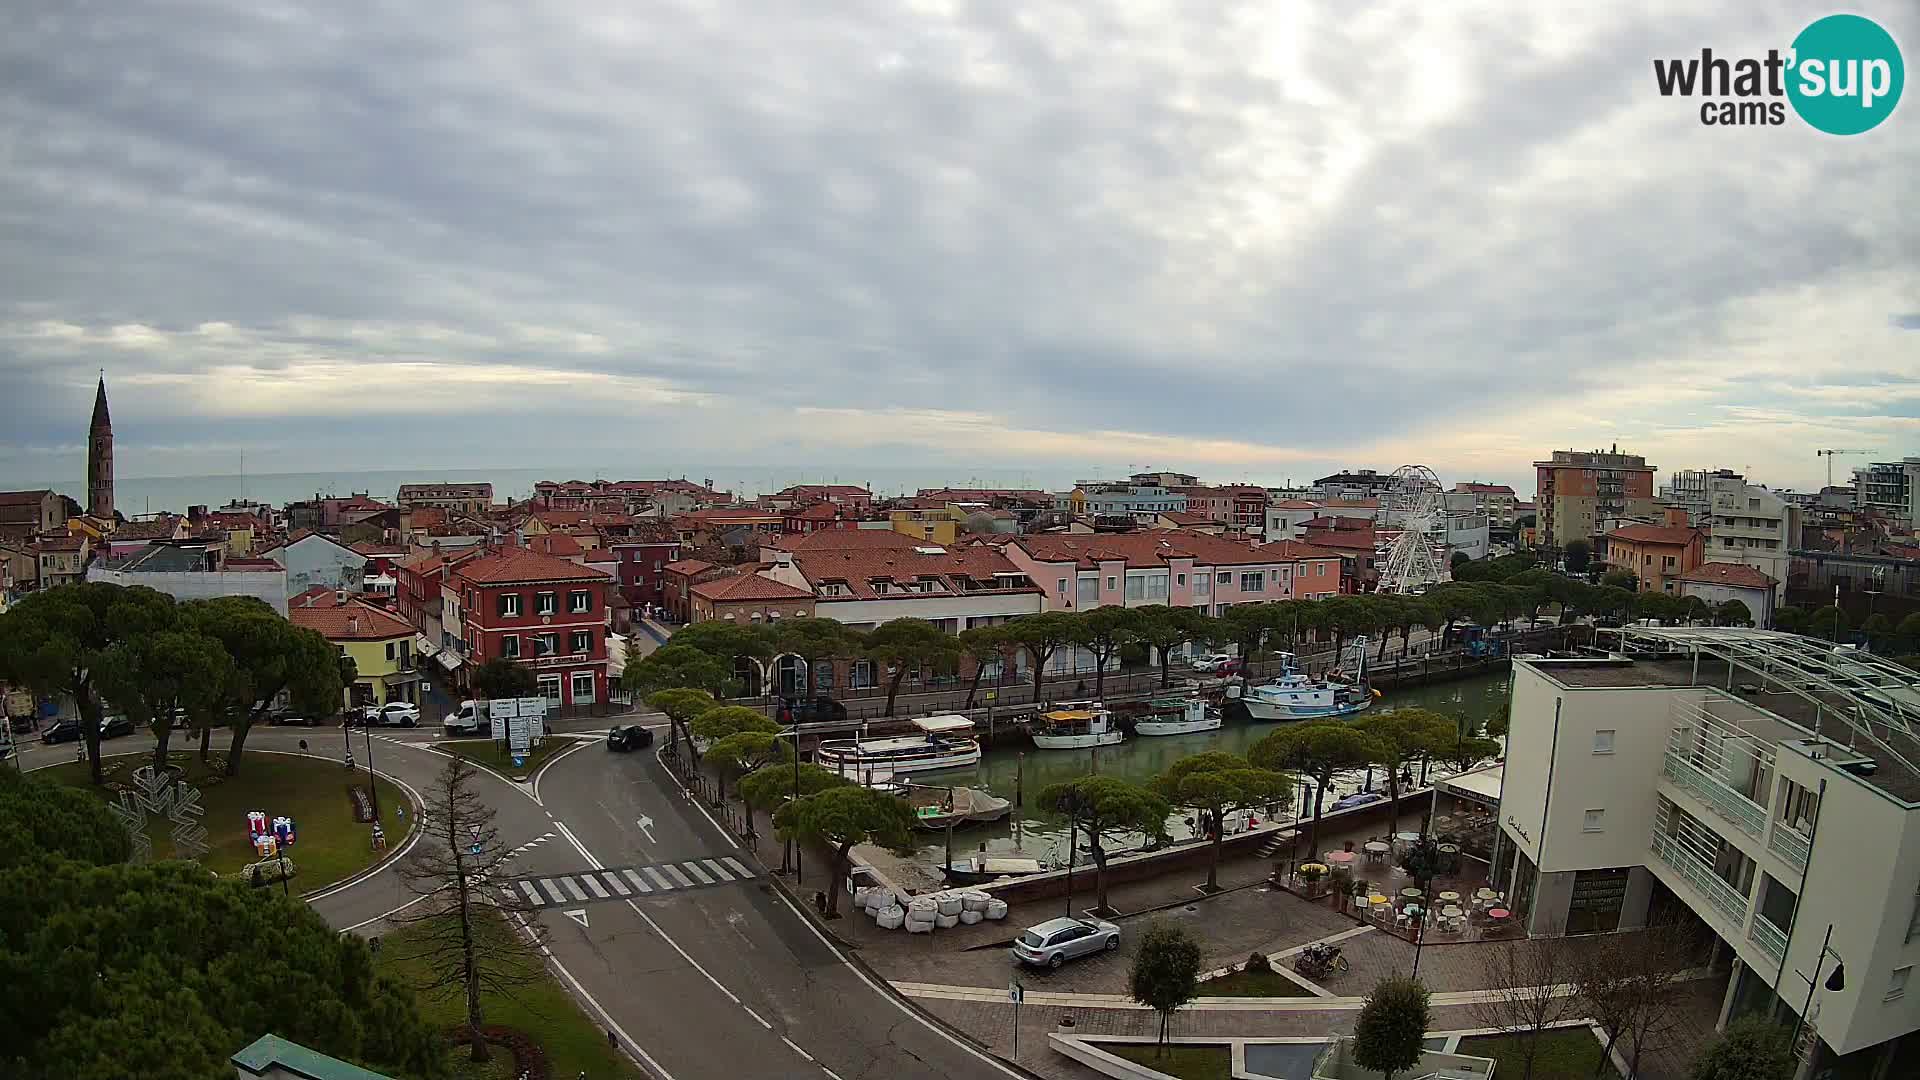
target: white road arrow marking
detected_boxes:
[563,908,590,929]
[637,815,657,844]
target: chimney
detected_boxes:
[335,590,347,605]
[1664,507,1690,529]
[346,614,360,634]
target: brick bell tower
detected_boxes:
[87,372,114,521]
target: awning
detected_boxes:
[1437,763,1502,806]
[912,714,976,734]
[383,670,424,686]
[414,633,439,661]
[435,651,463,672]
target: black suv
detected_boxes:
[779,697,848,725]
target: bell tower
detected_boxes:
[88,372,114,521]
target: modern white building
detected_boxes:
[1497,629,1920,1075]
[1853,458,1920,530]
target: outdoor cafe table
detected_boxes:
[1364,841,1390,854]
[1394,831,1421,845]
[1487,907,1511,922]
[1440,905,1464,919]
[1475,888,1500,901]
[1437,891,1460,903]
[1368,894,1390,907]
[1400,887,1424,899]
[1437,843,1460,855]
[1325,850,1357,865]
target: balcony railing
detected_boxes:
[1767,824,1811,874]
[1651,831,1749,925]
[1748,916,1788,965]
[1663,752,1766,837]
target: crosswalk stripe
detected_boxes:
[722,856,753,879]
[622,869,653,893]
[662,863,696,888]
[681,861,715,885]
[561,877,589,901]
[518,881,543,905]
[700,858,732,882]
[580,874,609,899]
[539,879,566,904]
[643,866,675,890]
[602,871,631,896]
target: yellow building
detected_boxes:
[888,508,960,546]
[286,589,421,709]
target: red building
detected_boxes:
[449,545,613,708]
[603,521,681,619]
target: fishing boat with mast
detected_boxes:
[1228,651,1378,721]
[1114,695,1221,736]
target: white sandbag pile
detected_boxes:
[875,905,905,930]
[959,909,983,925]
[985,898,1009,921]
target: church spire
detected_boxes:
[88,372,114,521]
[91,370,111,433]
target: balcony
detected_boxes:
[1663,751,1767,837]
[1748,915,1787,966]
[1767,824,1810,874]
[1651,831,1749,925]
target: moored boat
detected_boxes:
[1127,696,1221,736]
[1029,701,1126,749]
[1228,653,1378,722]
[908,785,1014,831]
[815,714,981,778]
[943,854,1045,886]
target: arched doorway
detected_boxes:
[732,657,763,698]
[775,654,805,698]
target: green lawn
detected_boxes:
[48,749,412,889]
[377,910,643,1080]
[1198,967,1317,997]
[1458,1028,1621,1080]
[1107,1044,1234,1080]
[442,737,573,780]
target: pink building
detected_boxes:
[1001,530,1340,617]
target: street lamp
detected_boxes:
[1788,924,1846,1053]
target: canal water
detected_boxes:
[908,667,1513,871]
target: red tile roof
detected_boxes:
[350,540,407,556]
[1607,524,1702,546]
[780,484,871,498]
[1297,529,1378,551]
[1255,540,1346,561]
[453,546,610,585]
[1678,562,1777,589]
[526,532,585,559]
[583,549,619,564]
[112,517,182,541]
[1013,530,1279,570]
[288,592,415,640]
[792,546,1038,601]
[35,535,86,552]
[1157,511,1216,526]
[1456,483,1516,495]
[772,528,923,554]
[691,572,815,603]
[0,489,56,506]
[663,559,719,577]
[1270,499,1323,511]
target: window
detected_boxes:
[1126,576,1145,601]
[1077,577,1098,606]
[1582,809,1606,833]
[1195,573,1211,596]
[1056,577,1068,598]
[385,642,396,661]
[571,671,596,704]
[535,591,558,615]
[1594,730,1615,754]
[1176,573,1185,586]
[1240,572,1265,592]
[538,674,562,702]
[851,660,875,688]
[571,630,591,654]
[1146,573,1168,599]
[1317,563,1326,576]
[653,561,662,572]
[536,633,557,656]
[499,593,521,617]
[502,635,520,659]
[569,590,591,614]
[1217,571,1231,584]
[1106,576,1116,591]
[1889,966,1912,1002]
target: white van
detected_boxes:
[442,700,487,736]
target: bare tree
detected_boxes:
[1573,921,1701,1079]
[1468,931,1584,1080]
[388,757,550,1063]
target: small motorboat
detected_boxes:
[1228,653,1377,722]
[1029,701,1126,749]
[909,786,1014,831]
[1125,696,1221,737]
[943,854,1045,886]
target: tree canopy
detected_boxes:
[737,761,853,809]
[1070,605,1142,699]
[469,656,539,699]
[1251,721,1389,854]
[181,595,343,775]
[1006,611,1081,698]
[772,784,916,915]
[1352,975,1431,1080]
[1036,776,1170,912]
[1130,922,1203,1050]
[1688,1016,1795,1080]
[1355,709,1462,835]
[864,617,958,715]
[1153,751,1290,890]
[690,705,781,741]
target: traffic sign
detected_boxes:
[986,690,997,701]
[1009,979,1023,1004]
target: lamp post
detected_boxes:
[1788,924,1845,1058]
[363,721,381,821]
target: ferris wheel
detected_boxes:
[1376,465,1451,594]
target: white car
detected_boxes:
[1190,653,1236,673]
[442,700,486,736]
[374,702,420,727]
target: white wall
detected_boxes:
[815,590,1042,629]
[87,566,289,615]
[269,535,368,598]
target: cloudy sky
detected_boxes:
[2,0,1915,496]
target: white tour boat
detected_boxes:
[1128,696,1221,737]
[814,714,981,778]
[1029,702,1127,749]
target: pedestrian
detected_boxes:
[298,739,308,754]
[607,1030,618,1052]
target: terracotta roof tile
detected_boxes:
[453,546,610,585]
[1255,540,1346,561]
[691,572,816,603]
[1270,499,1323,510]
[792,546,1039,601]
[288,593,415,640]
[1608,523,1702,546]
[526,532,585,559]
[772,529,923,554]
[0,489,56,506]
[1013,530,1277,569]
[664,559,718,576]
[1678,562,1777,589]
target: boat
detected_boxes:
[908,786,1014,831]
[814,714,981,778]
[1228,653,1378,721]
[943,854,1045,886]
[1121,696,1221,737]
[1029,701,1126,749]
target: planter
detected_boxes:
[1057,1016,1076,1034]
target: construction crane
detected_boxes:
[1816,448,1877,487]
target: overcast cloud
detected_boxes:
[1,0,1915,494]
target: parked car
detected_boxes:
[269,707,319,727]
[1190,653,1236,673]
[372,702,421,728]
[443,700,487,736]
[1332,791,1387,812]
[1011,917,1121,969]
[99,715,137,739]
[607,724,653,752]
[41,718,84,744]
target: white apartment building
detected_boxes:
[1497,628,1920,1076]
[1707,472,1799,602]
[1854,458,1920,530]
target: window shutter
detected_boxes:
[498,593,510,617]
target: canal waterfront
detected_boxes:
[907,666,1513,871]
